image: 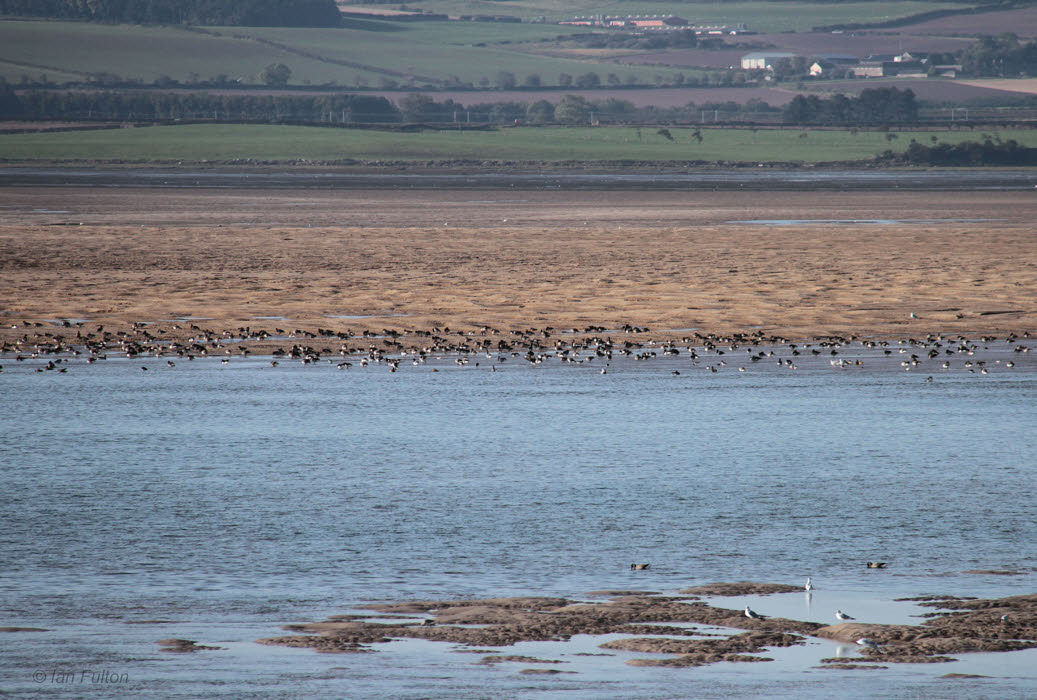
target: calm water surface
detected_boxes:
[2,341,1035,698]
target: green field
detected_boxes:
[239,26,691,86]
[0,19,691,88]
[1,123,1033,164]
[0,21,343,84]
[351,1,975,32]
[0,0,979,88]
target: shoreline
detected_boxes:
[2,165,1037,190]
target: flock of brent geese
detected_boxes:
[0,321,1030,377]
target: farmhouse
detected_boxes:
[741,52,797,70]
[808,53,859,76]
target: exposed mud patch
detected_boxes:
[258,588,1036,668]
[678,582,805,596]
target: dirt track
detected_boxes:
[1,186,1034,340]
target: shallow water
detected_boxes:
[1,340,1035,698]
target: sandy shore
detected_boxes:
[1,186,1035,343]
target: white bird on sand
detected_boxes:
[805,577,813,591]
[856,637,882,652]
[744,606,766,620]
[836,610,856,621]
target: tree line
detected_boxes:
[782,88,918,125]
[0,86,787,125]
[1,88,399,123]
[0,0,342,27]
[0,83,930,127]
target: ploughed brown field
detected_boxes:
[890,6,1037,37]
[1,186,1034,342]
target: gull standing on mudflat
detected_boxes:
[836,610,855,621]
[744,606,766,620]
[856,638,882,652]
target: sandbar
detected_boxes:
[1,186,1035,344]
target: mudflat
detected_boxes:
[1,186,1034,339]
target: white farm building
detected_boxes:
[740,52,797,70]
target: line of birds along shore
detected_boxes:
[0,321,1031,375]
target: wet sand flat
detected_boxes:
[1,187,1035,339]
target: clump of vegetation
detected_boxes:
[961,33,1037,77]
[891,136,1037,166]
[783,87,918,125]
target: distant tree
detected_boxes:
[607,73,621,87]
[496,71,516,89]
[399,93,436,122]
[771,56,810,80]
[0,79,22,118]
[743,98,776,114]
[523,73,541,88]
[575,72,600,88]
[558,73,573,88]
[261,63,292,87]
[489,101,523,122]
[596,97,635,117]
[526,99,554,123]
[554,94,590,124]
